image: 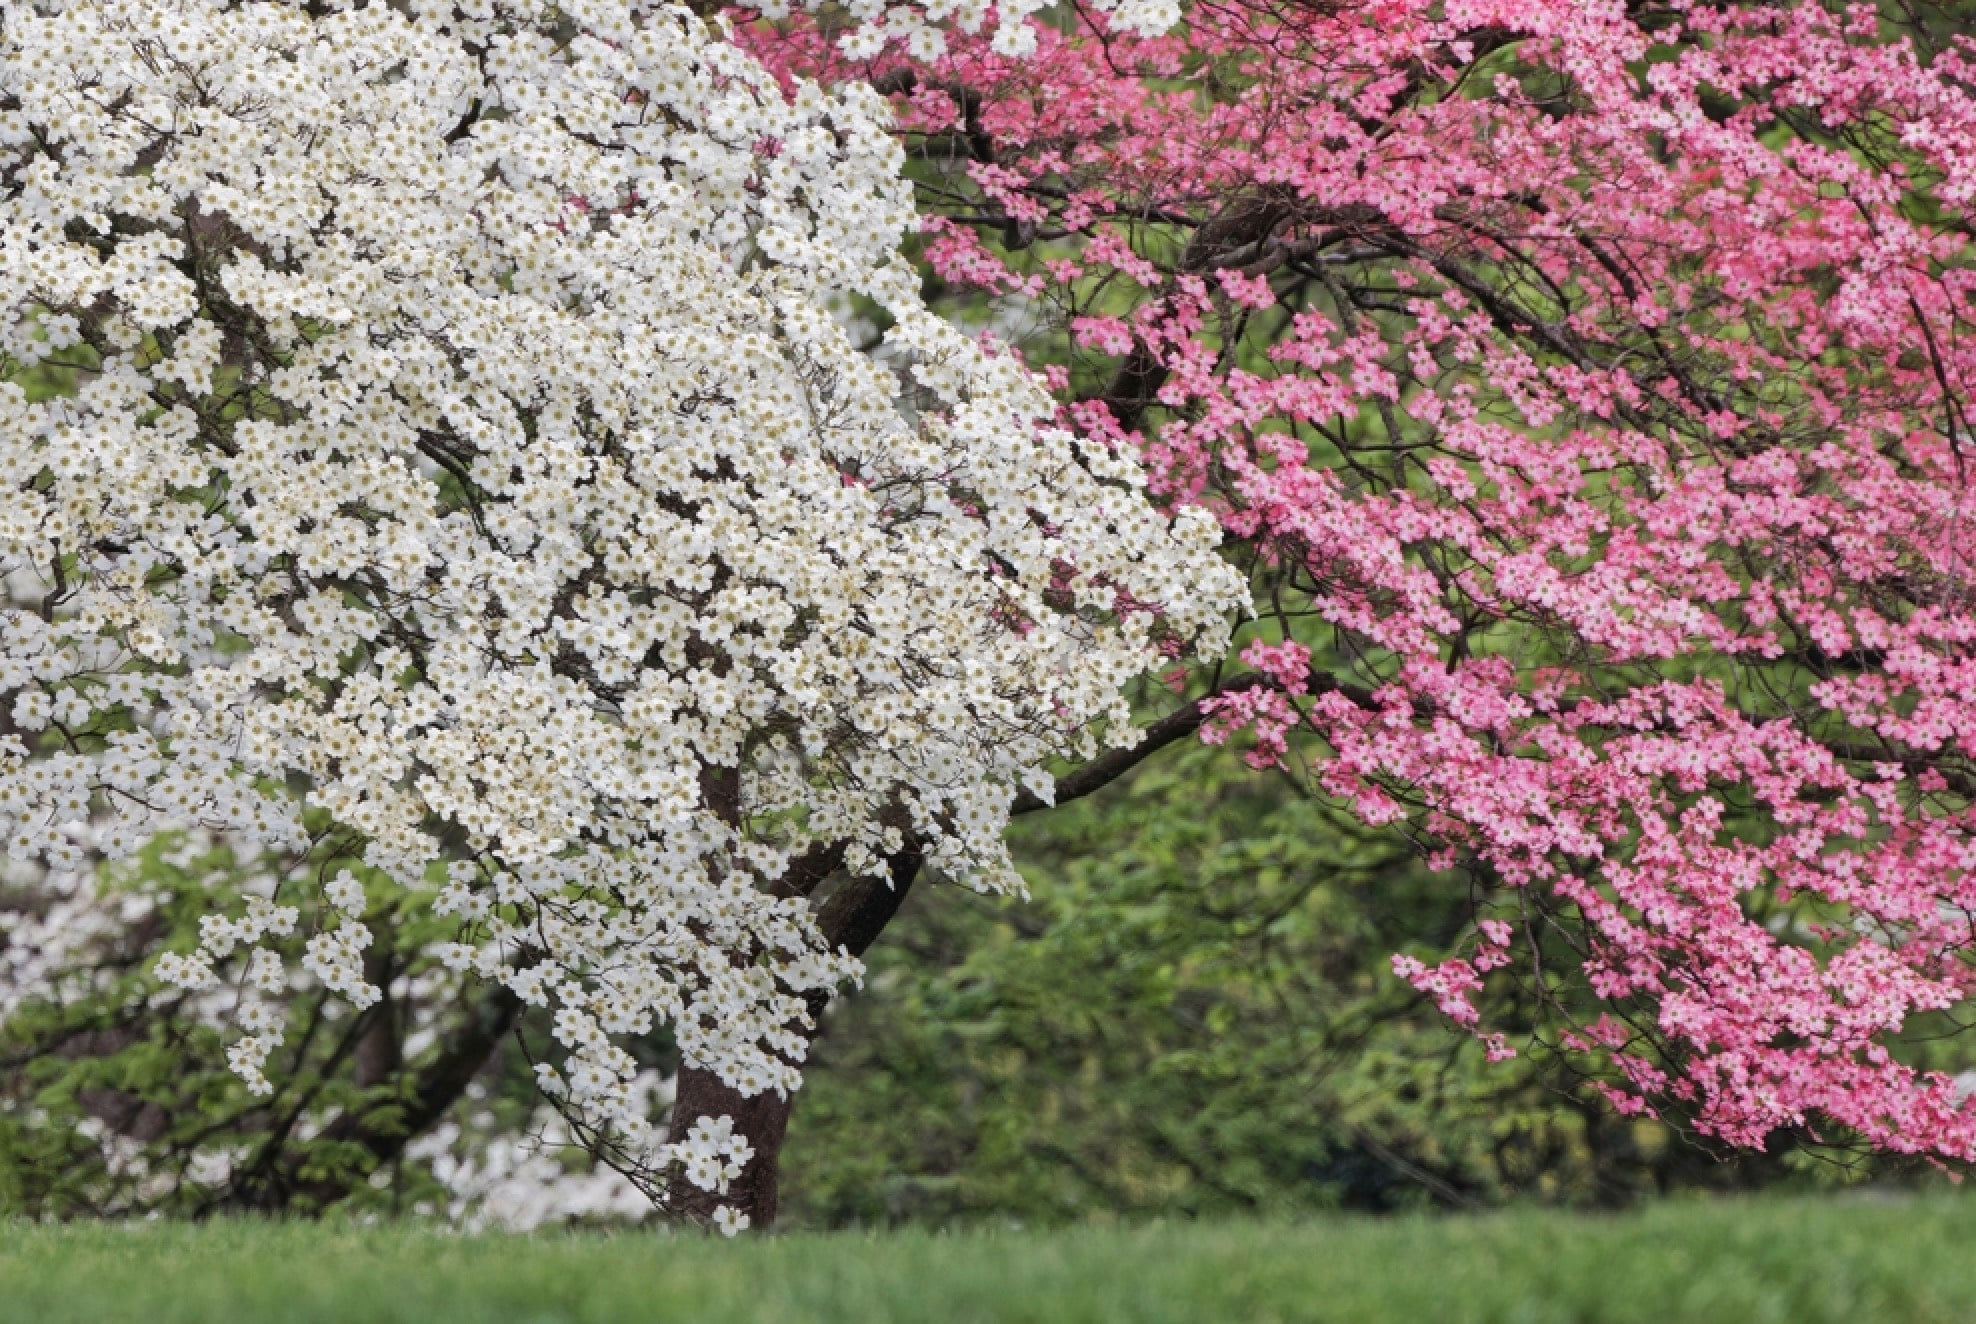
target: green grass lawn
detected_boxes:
[1,1194,1968,1324]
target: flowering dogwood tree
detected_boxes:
[736,0,1976,1177]
[0,0,1241,1230]
[18,0,1976,1233]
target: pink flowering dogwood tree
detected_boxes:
[733,0,1976,1181]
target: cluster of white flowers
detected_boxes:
[0,843,146,1022]
[0,830,316,1197]
[0,0,1240,1198]
[668,1113,755,1195]
[409,1073,671,1231]
[739,0,1181,61]
[157,888,307,1092]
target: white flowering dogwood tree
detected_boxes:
[0,0,1241,1230]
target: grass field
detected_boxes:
[1,1194,1970,1323]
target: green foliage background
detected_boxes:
[777,742,1830,1229]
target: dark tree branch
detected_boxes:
[1011,675,1266,816]
[1011,668,1392,816]
[273,984,522,1210]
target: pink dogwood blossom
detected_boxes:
[745,0,1976,1161]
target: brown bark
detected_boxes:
[668,845,923,1229]
[352,947,402,1090]
[665,1057,799,1228]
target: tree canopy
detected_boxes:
[8,0,1976,1230]
[0,0,1238,1230]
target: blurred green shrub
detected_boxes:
[780,742,1819,1228]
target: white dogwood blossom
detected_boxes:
[737,0,1181,60]
[0,0,1241,1201]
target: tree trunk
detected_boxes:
[669,846,923,1229]
[667,1060,798,1226]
